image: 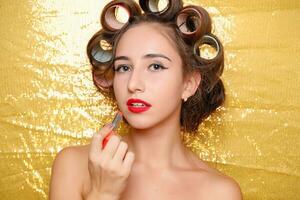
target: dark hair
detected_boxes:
[86,0,225,134]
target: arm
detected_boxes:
[49,146,83,200]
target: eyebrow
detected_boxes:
[113,53,172,63]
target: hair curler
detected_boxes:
[139,0,169,14]
[88,29,114,66]
[193,34,223,66]
[176,5,212,44]
[101,0,142,33]
[139,0,182,20]
[193,34,224,93]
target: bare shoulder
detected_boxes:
[194,160,243,200]
[51,144,89,172]
[205,170,242,200]
[55,144,89,161]
[49,144,90,200]
[187,152,242,199]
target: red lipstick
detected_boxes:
[127,98,152,113]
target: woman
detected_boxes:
[49,0,242,199]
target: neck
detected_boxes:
[122,112,193,171]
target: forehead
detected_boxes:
[115,23,181,63]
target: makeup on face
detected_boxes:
[102,111,123,149]
[127,98,152,113]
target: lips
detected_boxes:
[127,98,152,106]
[127,98,152,113]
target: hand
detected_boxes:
[87,123,135,198]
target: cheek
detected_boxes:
[151,74,183,99]
[113,76,125,101]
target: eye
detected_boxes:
[114,65,131,73]
[114,63,167,73]
[149,63,167,71]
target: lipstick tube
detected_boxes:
[102,111,123,149]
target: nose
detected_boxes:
[127,68,145,94]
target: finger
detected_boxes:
[121,151,135,175]
[102,130,115,150]
[102,135,121,158]
[113,141,128,162]
[90,123,114,155]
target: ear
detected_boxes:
[182,70,201,100]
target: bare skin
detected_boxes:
[49,23,242,199]
[50,141,242,200]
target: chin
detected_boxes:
[123,114,158,130]
[126,118,153,129]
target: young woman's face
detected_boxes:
[113,23,186,129]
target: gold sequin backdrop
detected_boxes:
[0,0,299,199]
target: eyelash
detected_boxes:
[114,63,167,73]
